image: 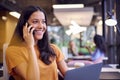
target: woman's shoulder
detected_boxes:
[7,45,21,51]
[50,44,59,49]
[50,44,65,61]
[94,48,105,57]
[7,42,24,48]
[50,44,62,54]
[7,44,26,50]
[96,48,105,53]
[6,44,27,56]
[6,46,20,57]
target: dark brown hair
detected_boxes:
[94,34,106,53]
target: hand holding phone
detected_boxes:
[23,22,35,46]
[27,22,30,27]
[27,22,35,35]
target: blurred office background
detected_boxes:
[0,0,120,68]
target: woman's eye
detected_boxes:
[42,20,46,24]
[33,21,38,24]
[32,20,46,24]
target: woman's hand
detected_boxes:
[23,23,35,47]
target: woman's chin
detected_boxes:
[35,36,43,40]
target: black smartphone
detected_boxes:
[27,22,35,35]
[27,22,30,27]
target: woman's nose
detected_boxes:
[38,22,44,28]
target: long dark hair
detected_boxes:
[94,34,106,53]
[15,5,56,65]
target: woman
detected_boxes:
[66,34,106,67]
[68,40,78,56]
[87,34,106,64]
[6,6,68,80]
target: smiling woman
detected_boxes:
[5,5,68,80]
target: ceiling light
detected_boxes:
[105,12,117,26]
[53,4,84,9]
[105,12,120,34]
[2,16,7,21]
[9,11,20,19]
[66,21,87,35]
[105,18,117,26]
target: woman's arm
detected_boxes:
[26,46,40,80]
[93,56,104,64]
[13,23,40,80]
[57,60,68,77]
[13,46,40,80]
[85,46,92,54]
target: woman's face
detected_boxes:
[27,11,46,40]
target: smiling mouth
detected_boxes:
[34,29,45,35]
[34,29,44,32]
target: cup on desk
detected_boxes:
[74,62,85,68]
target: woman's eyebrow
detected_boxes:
[32,18,45,21]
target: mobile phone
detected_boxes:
[27,22,35,35]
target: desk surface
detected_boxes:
[68,64,120,80]
[68,55,91,60]
[102,67,120,72]
[101,67,120,79]
[0,66,120,80]
[68,55,108,60]
[100,72,120,79]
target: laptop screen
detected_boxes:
[64,63,103,80]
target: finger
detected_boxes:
[23,23,28,32]
[23,23,29,36]
[24,22,28,28]
[23,25,27,35]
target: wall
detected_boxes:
[6,12,18,43]
[0,11,18,63]
[0,11,6,63]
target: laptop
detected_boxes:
[64,63,103,80]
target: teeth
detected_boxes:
[35,29,42,31]
[35,30,43,33]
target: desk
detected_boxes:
[100,72,120,80]
[66,56,92,67]
[68,55,91,60]
[100,67,120,80]
[68,64,120,80]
